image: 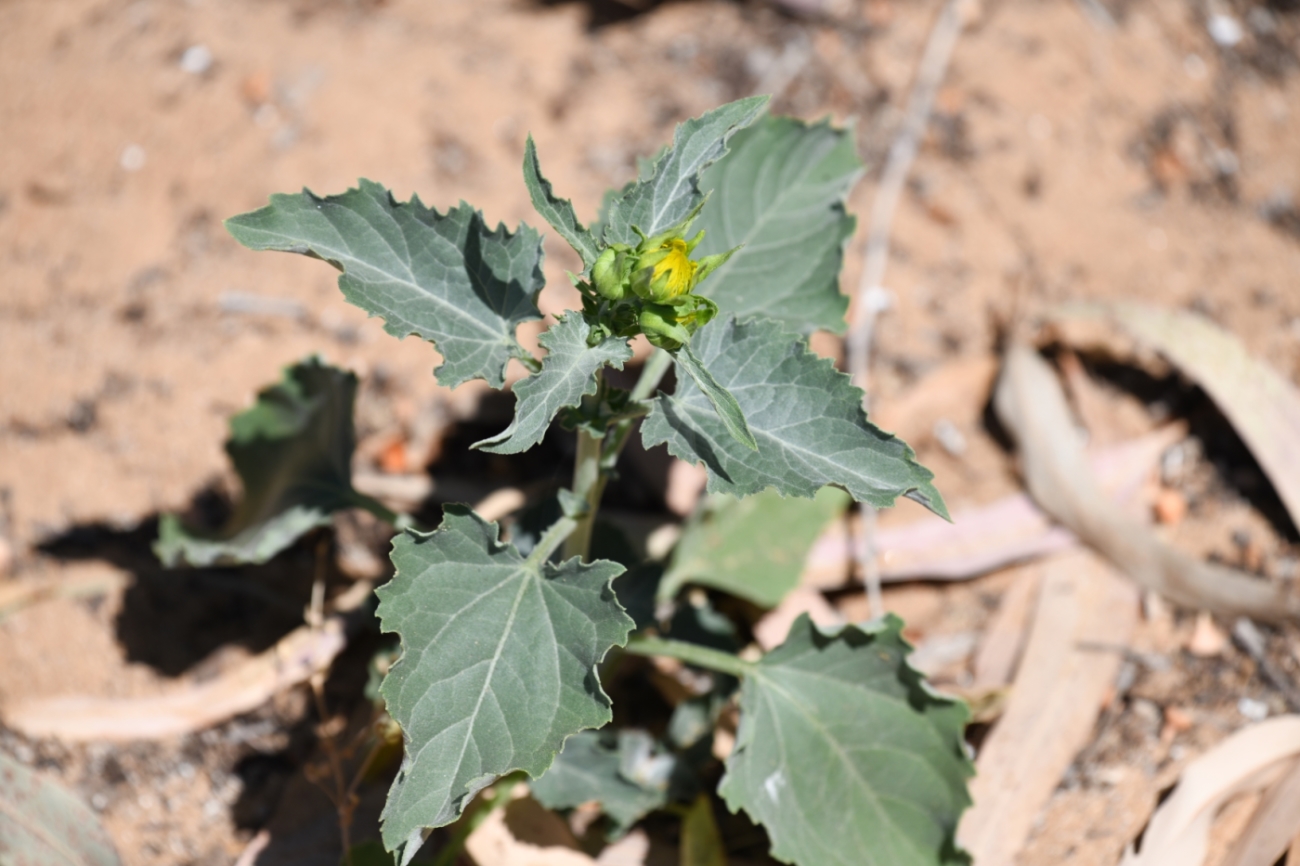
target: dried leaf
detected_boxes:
[994,345,1300,621]
[1120,717,1300,866]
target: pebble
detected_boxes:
[1238,696,1269,722]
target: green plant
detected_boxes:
[160,96,973,865]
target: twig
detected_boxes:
[307,536,358,865]
[847,0,967,617]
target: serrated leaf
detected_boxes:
[660,486,850,608]
[601,97,769,246]
[155,358,383,567]
[0,752,123,866]
[719,614,973,866]
[531,730,668,836]
[524,137,601,269]
[673,341,757,450]
[474,313,632,455]
[693,115,862,334]
[375,506,633,861]
[226,180,543,388]
[642,316,948,517]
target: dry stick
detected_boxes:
[307,536,359,865]
[846,0,966,617]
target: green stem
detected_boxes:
[527,515,578,568]
[562,426,607,562]
[601,348,673,469]
[562,350,674,563]
[624,635,754,679]
[352,493,416,531]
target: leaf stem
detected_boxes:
[526,516,579,568]
[352,493,415,530]
[624,636,755,679]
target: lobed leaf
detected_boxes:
[155,358,383,567]
[0,752,123,866]
[523,136,601,269]
[375,507,633,862]
[600,97,769,246]
[719,615,973,866]
[673,341,757,450]
[226,180,543,388]
[642,316,948,517]
[530,730,668,836]
[660,486,850,608]
[474,313,633,455]
[693,114,862,334]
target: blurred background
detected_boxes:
[1,0,1299,864]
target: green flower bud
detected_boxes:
[639,303,692,350]
[591,246,628,300]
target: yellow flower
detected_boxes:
[648,238,698,299]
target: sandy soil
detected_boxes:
[2,0,1299,863]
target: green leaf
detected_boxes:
[694,114,862,334]
[660,486,850,608]
[375,506,633,861]
[680,794,728,866]
[155,358,384,567]
[642,317,948,518]
[719,614,973,866]
[226,180,543,388]
[523,137,601,270]
[530,730,668,836]
[600,97,769,246]
[673,341,757,450]
[0,751,123,866]
[473,313,632,455]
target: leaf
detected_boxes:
[524,137,601,270]
[693,114,862,334]
[718,614,973,866]
[600,97,769,246]
[0,751,123,866]
[660,486,850,608]
[673,341,757,450]
[375,506,633,862]
[474,313,633,455]
[680,794,728,866]
[155,358,383,567]
[531,730,668,836]
[226,180,543,388]
[642,316,948,518]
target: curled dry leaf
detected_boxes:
[800,425,1183,587]
[1121,716,1300,866]
[2,580,373,741]
[1087,302,1300,531]
[994,344,1300,621]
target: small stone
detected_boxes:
[1163,705,1193,734]
[1187,611,1227,657]
[1239,696,1269,722]
[178,44,213,75]
[1153,488,1188,525]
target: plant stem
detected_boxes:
[601,348,673,469]
[624,635,754,679]
[562,350,674,563]
[562,426,607,562]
